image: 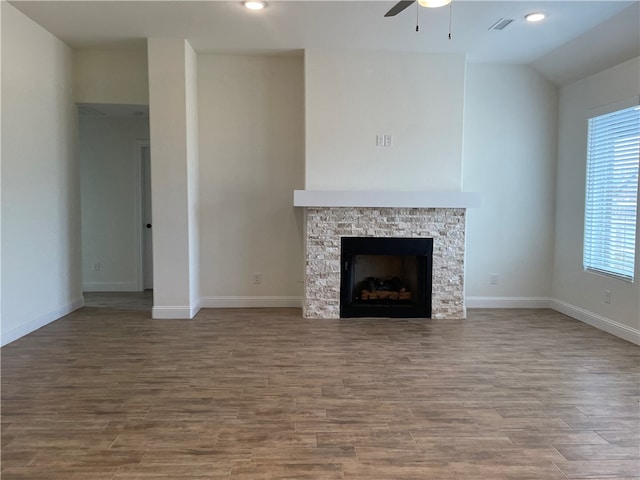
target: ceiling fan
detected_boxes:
[384,0,452,17]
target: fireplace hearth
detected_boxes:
[340,237,432,318]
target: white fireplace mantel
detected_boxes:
[293,190,481,209]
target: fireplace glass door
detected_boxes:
[340,237,433,318]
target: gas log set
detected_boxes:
[356,276,413,302]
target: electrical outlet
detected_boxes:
[604,290,611,304]
[93,262,101,271]
[490,273,498,285]
[376,134,393,147]
[253,273,262,285]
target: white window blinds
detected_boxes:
[584,104,640,282]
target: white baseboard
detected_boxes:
[551,299,640,346]
[0,297,85,347]
[190,299,201,319]
[466,296,551,309]
[152,303,200,319]
[83,281,139,292]
[200,296,302,308]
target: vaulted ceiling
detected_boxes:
[10,0,640,85]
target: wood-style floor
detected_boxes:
[1,306,639,479]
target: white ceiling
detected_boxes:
[9,0,640,85]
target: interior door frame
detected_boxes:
[135,140,151,291]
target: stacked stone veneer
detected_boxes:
[304,207,466,319]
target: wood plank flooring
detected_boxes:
[1,307,639,479]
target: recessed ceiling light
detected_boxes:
[525,12,545,22]
[244,1,265,10]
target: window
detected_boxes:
[584,104,640,282]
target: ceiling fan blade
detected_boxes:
[384,0,415,17]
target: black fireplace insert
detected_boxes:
[340,237,433,318]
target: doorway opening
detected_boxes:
[78,103,153,311]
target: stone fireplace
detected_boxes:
[299,195,476,319]
[294,191,479,320]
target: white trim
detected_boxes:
[82,281,140,292]
[551,299,640,346]
[0,297,85,347]
[190,299,202,318]
[200,296,303,308]
[466,296,551,309]
[152,305,198,319]
[293,190,481,208]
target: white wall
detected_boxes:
[74,48,148,105]
[0,0,4,331]
[553,57,640,341]
[1,3,82,346]
[197,55,304,305]
[147,38,200,318]
[79,115,150,291]
[186,44,200,309]
[304,49,466,191]
[463,64,558,306]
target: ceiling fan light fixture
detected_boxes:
[243,1,265,10]
[417,0,452,8]
[525,12,545,22]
